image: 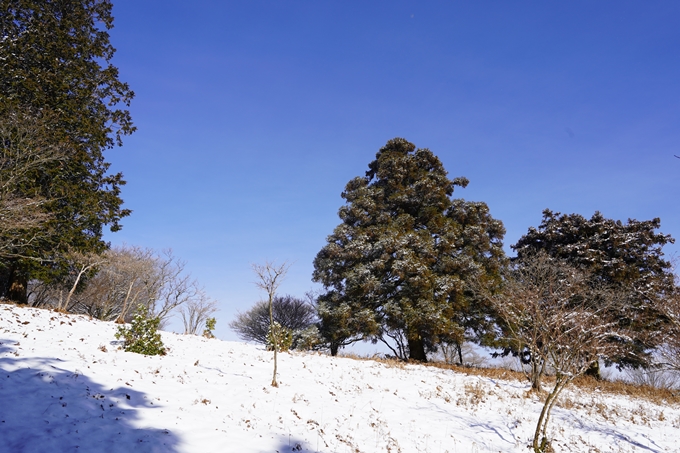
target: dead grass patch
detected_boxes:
[570,374,680,405]
[336,352,680,405]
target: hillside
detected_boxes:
[0,304,677,453]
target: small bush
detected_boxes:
[115,305,166,356]
[203,317,217,338]
[267,322,293,352]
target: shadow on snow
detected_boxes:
[273,434,315,453]
[0,341,180,453]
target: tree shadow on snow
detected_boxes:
[565,410,663,452]
[0,342,180,453]
[272,434,313,453]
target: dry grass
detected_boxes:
[337,351,680,405]
[570,374,680,405]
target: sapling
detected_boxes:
[252,261,291,387]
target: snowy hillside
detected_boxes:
[1,304,678,453]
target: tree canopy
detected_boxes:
[0,0,134,301]
[312,138,506,360]
[512,209,676,368]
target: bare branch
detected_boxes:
[0,107,66,259]
[180,289,218,335]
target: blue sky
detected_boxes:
[103,1,680,341]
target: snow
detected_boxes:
[1,304,679,453]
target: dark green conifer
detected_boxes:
[313,138,506,361]
[0,0,134,300]
[513,209,676,370]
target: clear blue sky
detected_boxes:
[103,1,680,341]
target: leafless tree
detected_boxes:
[31,245,158,320]
[75,246,159,321]
[229,294,317,346]
[252,260,291,388]
[29,246,207,327]
[377,325,409,361]
[180,288,218,335]
[59,249,107,312]
[142,249,200,327]
[0,107,64,260]
[485,253,636,453]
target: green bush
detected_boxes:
[203,317,217,338]
[115,305,166,356]
[266,321,293,352]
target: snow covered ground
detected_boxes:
[1,304,679,453]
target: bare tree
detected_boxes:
[35,245,159,321]
[180,288,218,335]
[59,249,107,312]
[109,246,160,323]
[485,253,636,453]
[0,107,64,260]
[252,261,291,388]
[30,246,206,327]
[145,249,199,326]
[229,295,317,346]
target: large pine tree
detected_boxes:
[0,0,134,301]
[313,138,506,360]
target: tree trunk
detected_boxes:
[269,295,278,387]
[456,342,463,365]
[330,343,339,356]
[407,337,427,362]
[584,360,601,380]
[532,376,570,453]
[531,357,543,390]
[7,264,28,304]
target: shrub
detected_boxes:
[115,305,166,356]
[266,322,293,352]
[203,317,217,338]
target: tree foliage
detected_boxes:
[203,317,217,339]
[655,274,680,372]
[312,138,506,361]
[512,209,676,368]
[0,0,134,301]
[266,322,294,352]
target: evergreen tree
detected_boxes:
[513,209,676,369]
[0,0,134,301]
[313,138,506,361]
[115,305,166,356]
